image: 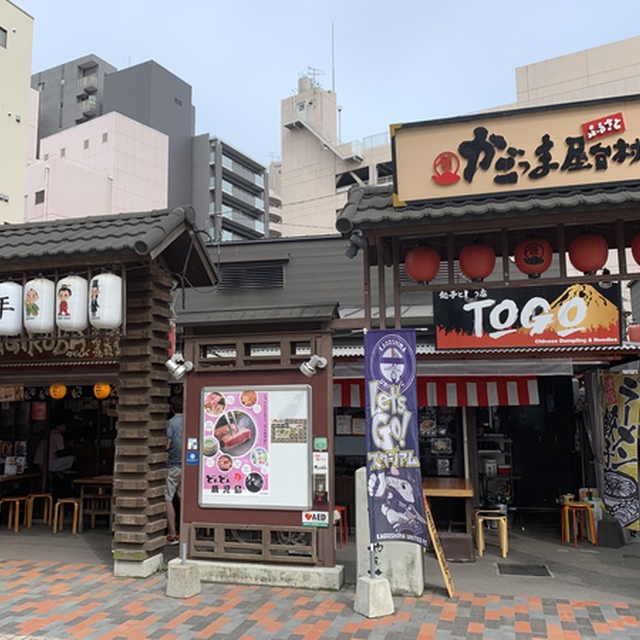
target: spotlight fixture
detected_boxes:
[598,268,613,290]
[299,355,328,378]
[165,352,194,381]
[344,230,367,259]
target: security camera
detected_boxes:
[299,355,328,377]
[344,230,366,259]
[165,353,194,381]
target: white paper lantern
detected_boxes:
[0,282,23,336]
[89,272,123,330]
[56,276,88,331]
[24,277,55,334]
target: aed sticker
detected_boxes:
[302,511,330,528]
[185,451,199,465]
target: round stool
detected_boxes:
[53,497,81,534]
[475,509,509,558]
[0,496,28,533]
[27,492,53,527]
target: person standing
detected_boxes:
[49,422,75,472]
[166,395,183,545]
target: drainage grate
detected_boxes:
[498,563,551,576]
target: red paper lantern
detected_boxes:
[628,324,640,343]
[459,242,496,281]
[514,237,553,278]
[405,246,440,283]
[631,233,640,266]
[568,233,608,274]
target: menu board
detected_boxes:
[199,385,312,509]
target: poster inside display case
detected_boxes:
[199,385,312,509]
[419,407,462,477]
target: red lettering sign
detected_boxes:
[582,112,625,141]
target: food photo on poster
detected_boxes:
[201,389,269,499]
[198,385,313,509]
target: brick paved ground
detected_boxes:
[0,559,639,639]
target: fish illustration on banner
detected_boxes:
[602,373,640,531]
[365,329,429,548]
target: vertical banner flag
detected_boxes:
[365,329,429,548]
[602,373,640,531]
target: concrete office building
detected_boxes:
[278,36,640,237]
[279,74,390,237]
[0,0,33,223]
[103,61,194,211]
[30,54,117,141]
[30,54,272,240]
[24,111,168,222]
[192,135,274,241]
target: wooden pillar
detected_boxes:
[112,262,172,577]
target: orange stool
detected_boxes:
[475,509,509,558]
[53,497,81,534]
[561,501,598,547]
[0,496,28,532]
[334,505,348,548]
[27,493,53,527]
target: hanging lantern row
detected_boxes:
[405,231,640,284]
[0,272,123,337]
[405,242,498,284]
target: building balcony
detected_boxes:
[77,96,98,118]
[76,75,98,95]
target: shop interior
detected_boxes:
[334,375,588,537]
[0,386,117,533]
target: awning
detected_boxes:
[333,376,540,408]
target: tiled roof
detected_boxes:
[178,303,339,327]
[0,207,218,287]
[335,183,640,233]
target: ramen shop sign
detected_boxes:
[434,283,621,350]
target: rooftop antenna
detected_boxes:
[331,22,336,93]
[307,66,325,87]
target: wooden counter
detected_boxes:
[423,477,474,533]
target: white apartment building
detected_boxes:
[0,1,33,223]
[279,36,640,237]
[25,111,168,221]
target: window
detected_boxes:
[0,27,6,48]
[84,139,89,150]
[35,190,45,205]
[102,132,108,143]
[174,97,182,107]
[60,148,66,158]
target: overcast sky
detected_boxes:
[16,1,640,165]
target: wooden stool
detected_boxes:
[0,496,28,533]
[53,497,81,534]
[27,493,53,527]
[475,509,508,558]
[561,501,598,547]
[334,505,348,548]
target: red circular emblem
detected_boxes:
[432,152,461,185]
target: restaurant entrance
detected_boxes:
[0,381,118,536]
